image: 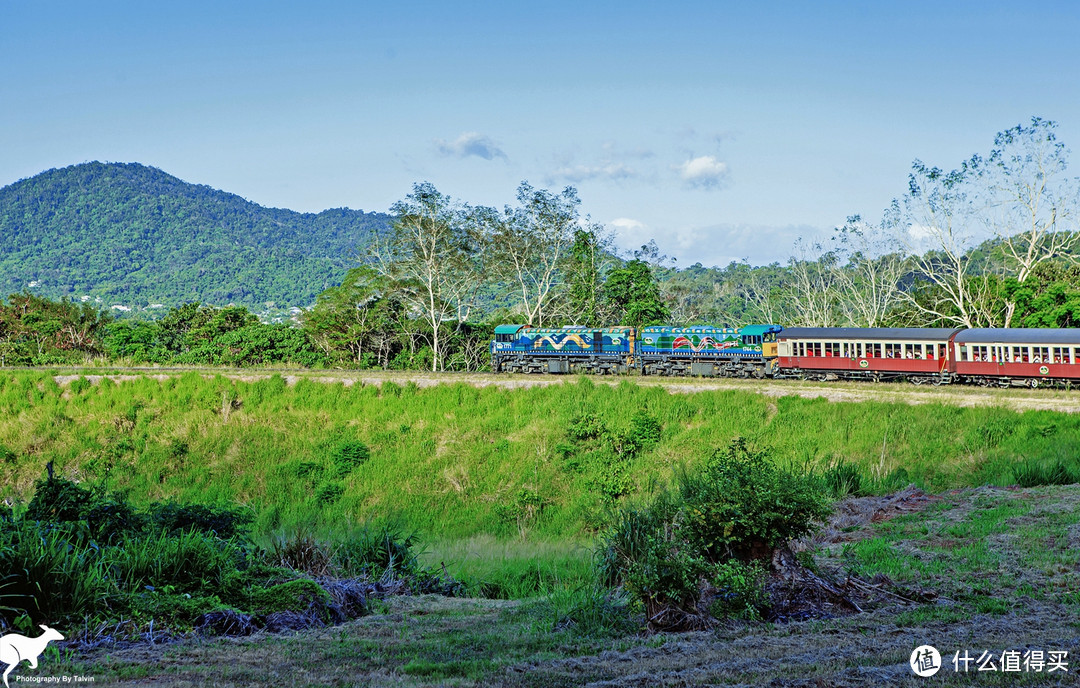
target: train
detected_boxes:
[490,323,1080,388]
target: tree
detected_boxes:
[891,160,997,328]
[604,257,671,328]
[375,183,479,371]
[1004,260,1080,328]
[830,216,908,327]
[562,226,615,326]
[783,240,841,327]
[302,266,405,367]
[491,182,580,327]
[979,118,1080,327]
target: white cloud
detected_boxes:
[434,132,508,161]
[676,155,729,189]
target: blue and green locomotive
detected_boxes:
[491,323,782,376]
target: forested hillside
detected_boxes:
[0,162,390,311]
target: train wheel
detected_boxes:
[1030,378,1040,389]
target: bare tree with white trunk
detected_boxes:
[374,182,479,371]
[979,117,1080,327]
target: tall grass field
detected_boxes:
[2,372,1078,548]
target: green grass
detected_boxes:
[3,371,1080,544]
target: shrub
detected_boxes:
[26,476,92,523]
[707,560,768,621]
[567,413,605,443]
[680,438,831,562]
[149,502,252,539]
[330,440,370,476]
[598,438,830,630]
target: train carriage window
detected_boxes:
[872,343,882,358]
[926,344,936,360]
[824,342,836,357]
[1034,346,1049,363]
[958,345,968,362]
[884,343,898,358]
[903,343,915,359]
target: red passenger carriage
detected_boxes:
[952,329,1080,388]
[776,328,961,383]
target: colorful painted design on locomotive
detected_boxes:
[491,325,635,356]
[639,325,781,357]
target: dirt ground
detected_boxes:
[48,485,1080,687]
[51,368,1080,414]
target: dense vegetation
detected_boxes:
[4,372,1078,542]
[0,162,390,312]
[1,472,454,638]
[4,371,1078,640]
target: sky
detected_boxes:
[3,1,1080,268]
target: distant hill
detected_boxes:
[0,162,391,313]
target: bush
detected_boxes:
[330,440,370,476]
[149,502,252,538]
[680,438,831,562]
[598,438,830,630]
[707,560,768,621]
[25,476,92,523]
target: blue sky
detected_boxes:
[3,1,1080,267]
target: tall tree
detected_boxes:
[375,183,478,371]
[979,118,1080,326]
[604,257,670,328]
[784,240,841,327]
[891,161,997,328]
[830,216,908,327]
[491,182,580,327]
[562,226,614,326]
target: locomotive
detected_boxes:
[491,323,1080,388]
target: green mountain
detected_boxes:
[0,162,390,313]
